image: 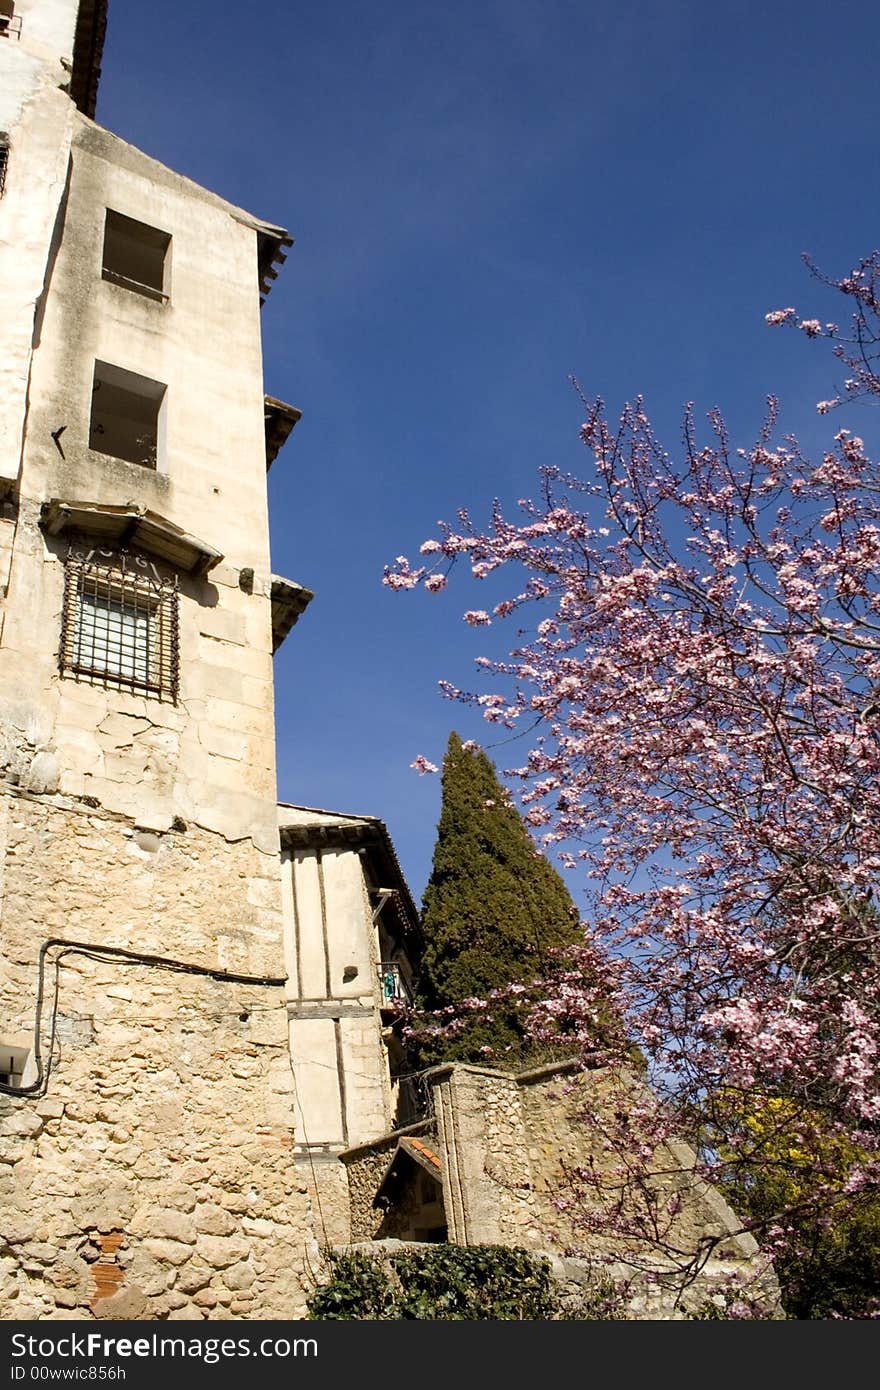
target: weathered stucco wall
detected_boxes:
[0,788,322,1320]
[1,509,278,848]
[0,1,79,492]
[282,832,396,1248]
[283,840,392,1151]
[22,121,271,556]
[1,115,280,853]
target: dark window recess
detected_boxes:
[0,139,8,197]
[0,1044,28,1088]
[0,2,21,39]
[90,360,165,469]
[102,209,170,301]
[59,545,179,703]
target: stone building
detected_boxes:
[277,804,424,1247]
[0,0,321,1320]
[271,808,779,1316]
[0,0,779,1323]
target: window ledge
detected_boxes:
[41,500,223,577]
[102,268,169,303]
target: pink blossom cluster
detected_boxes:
[767,250,880,413]
[409,754,438,775]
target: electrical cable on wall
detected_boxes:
[0,937,287,1099]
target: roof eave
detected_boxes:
[270,574,314,652]
[69,0,108,120]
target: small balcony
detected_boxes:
[378,961,411,1007]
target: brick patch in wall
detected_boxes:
[90,1231,126,1306]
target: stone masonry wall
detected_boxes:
[0,786,323,1320]
[344,1139,399,1242]
[519,1065,754,1257]
[297,1160,352,1250]
[430,1066,541,1250]
[426,1062,781,1318]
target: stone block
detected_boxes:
[22,751,60,794]
[91,1285,148,1320]
[141,1240,193,1267]
[222,1260,255,1291]
[186,663,244,703]
[198,609,247,647]
[196,1236,250,1269]
[174,1264,213,1295]
[194,1204,237,1237]
[198,725,247,762]
[146,1211,197,1244]
[204,697,270,735]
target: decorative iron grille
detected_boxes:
[59,545,179,702]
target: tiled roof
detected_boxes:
[373,1137,444,1205]
[278,803,421,939]
[403,1137,441,1171]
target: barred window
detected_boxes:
[60,546,179,702]
[0,137,8,197]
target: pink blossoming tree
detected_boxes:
[385,251,880,1314]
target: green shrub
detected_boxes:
[305,1250,398,1320]
[307,1244,560,1320]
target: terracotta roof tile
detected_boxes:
[403,1137,442,1170]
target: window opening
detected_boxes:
[59,545,179,703]
[101,209,170,301]
[0,3,21,40]
[0,1043,29,1087]
[89,360,166,469]
[0,136,8,196]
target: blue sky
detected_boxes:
[97,0,880,903]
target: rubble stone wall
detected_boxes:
[425,1061,782,1318]
[0,787,322,1321]
[343,1139,398,1242]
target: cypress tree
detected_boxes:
[414,731,585,1066]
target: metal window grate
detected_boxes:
[60,545,179,703]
